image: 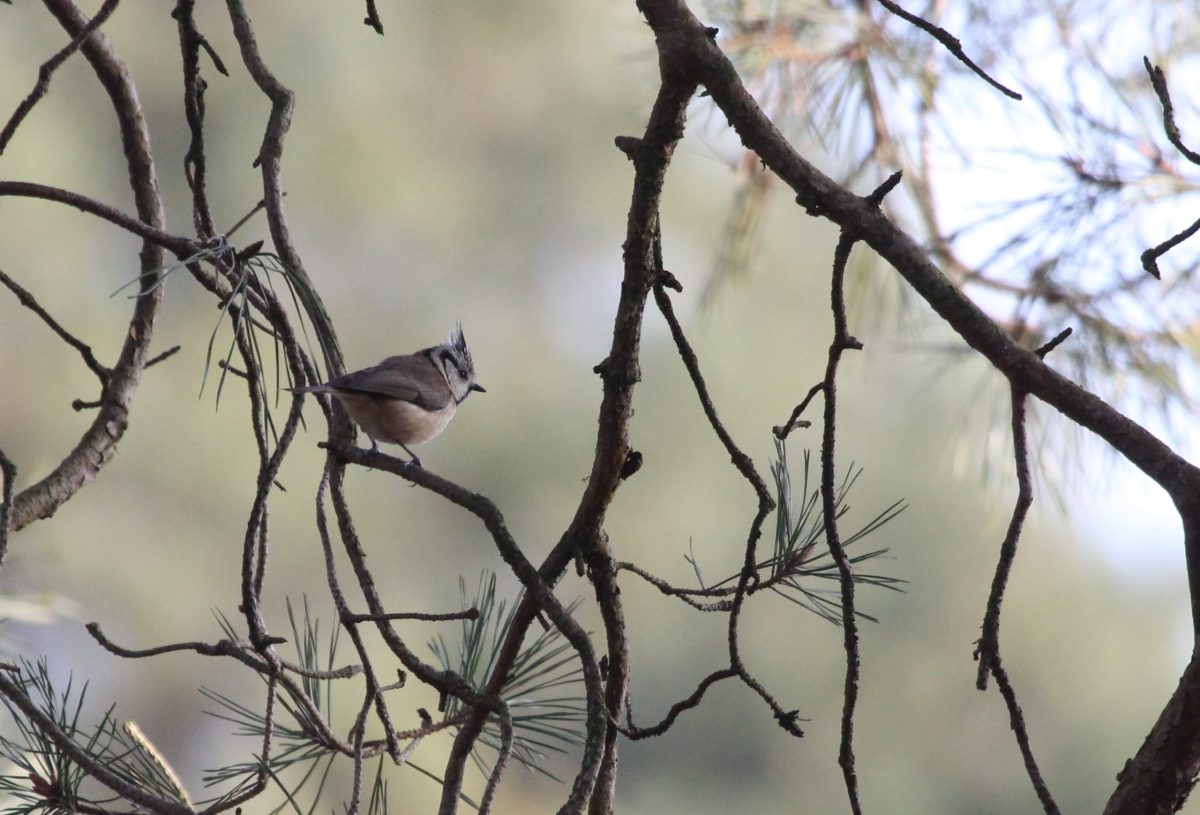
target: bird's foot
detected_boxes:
[398,443,422,467]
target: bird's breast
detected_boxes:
[333,392,456,446]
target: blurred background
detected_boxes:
[0,0,1198,812]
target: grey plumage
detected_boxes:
[316,354,454,410]
[292,324,484,465]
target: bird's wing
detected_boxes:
[327,354,451,410]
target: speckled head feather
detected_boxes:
[448,323,475,377]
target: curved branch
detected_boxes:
[10,0,171,532]
[620,668,737,739]
[0,181,195,255]
[224,0,343,380]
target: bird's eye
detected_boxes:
[458,368,468,379]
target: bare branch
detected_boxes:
[619,669,737,739]
[1144,56,1200,166]
[437,55,699,815]
[875,0,1022,100]
[86,621,362,680]
[0,450,14,570]
[615,562,732,611]
[225,0,344,379]
[820,230,865,814]
[174,0,219,239]
[328,442,607,815]
[343,609,481,624]
[0,182,193,258]
[363,0,384,35]
[478,704,512,815]
[346,687,375,815]
[0,268,110,382]
[0,0,120,154]
[10,0,171,532]
[973,388,1059,813]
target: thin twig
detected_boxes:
[0,268,110,382]
[821,230,865,815]
[988,654,1061,814]
[0,0,121,154]
[972,387,1060,812]
[619,669,737,739]
[1144,57,1200,166]
[85,622,362,680]
[363,0,384,34]
[343,609,481,624]
[616,562,733,611]
[346,687,376,815]
[0,450,15,571]
[774,382,824,439]
[875,0,1021,100]
[653,268,797,734]
[226,197,269,238]
[974,385,1031,690]
[1033,328,1072,358]
[145,345,182,368]
[1141,214,1200,281]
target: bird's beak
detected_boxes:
[471,383,487,394]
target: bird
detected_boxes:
[291,324,484,466]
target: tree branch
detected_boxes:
[0,0,121,155]
[0,268,110,383]
[10,0,171,532]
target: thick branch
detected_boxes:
[635,2,1200,811]
[11,0,170,532]
[640,0,1200,616]
[438,60,697,815]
